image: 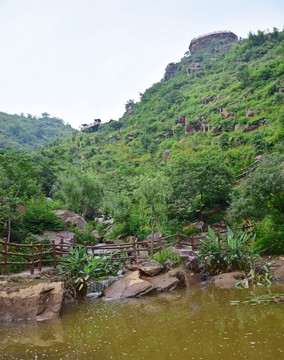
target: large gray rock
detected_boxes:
[138,260,164,277]
[54,210,86,229]
[104,271,155,299]
[0,282,64,322]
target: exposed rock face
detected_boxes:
[243,124,259,133]
[163,150,171,161]
[189,31,237,53]
[211,271,245,288]
[138,260,164,277]
[169,265,202,287]
[54,210,86,230]
[163,63,178,81]
[0,282,64,322]
[246,110,255,118]
[213,125,222,135]
[221,109,230,119]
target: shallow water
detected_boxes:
[1,283,284,360]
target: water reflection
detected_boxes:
[0,284,283,359]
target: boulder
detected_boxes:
[146,231,163,244]
[138,260,164,277]
[163,150,171,161]
[246,110,255,118]
[243,124,259,133]
[273,264,284,280]
[92,230,103,241]
[104,271,155,299]
[41,230,75,250]
[54,210,86,230]
[0,282,64,322]
[169,265,202,287]
[221,109,230,118]
[177,249,199,272]
[211,271,245,288]
[213,125,222,135]
[146,273,181,292]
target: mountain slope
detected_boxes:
[39,29,284,237]
[0,112,75,152]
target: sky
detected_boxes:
[0,0,283,129]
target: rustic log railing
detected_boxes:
[0,224,253,275]
[234,159,261,183]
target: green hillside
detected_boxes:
[1,29,283,254]
[0,112,75,152]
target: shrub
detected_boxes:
[153,247,184,265]
[254,219,284,254]
[20,198,64,235]
[58,246,123,299]
[198,227,261,275]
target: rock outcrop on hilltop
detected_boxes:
[189,31,237,53]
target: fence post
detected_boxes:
[52,240,57,269]
[60,238,63,254]
[132,235,138,264]
[190,236,194,250]
[30,242,34,275]
[177,232,181,249]
[2,237,7,275]
[38,241,42,273]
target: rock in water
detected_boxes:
[104,271,155,299]
[0,282,64,323]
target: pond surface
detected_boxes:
[1,283,284,360]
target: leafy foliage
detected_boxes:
[198,227,261,275]
[153,247,184,266]
[58,246,123,298]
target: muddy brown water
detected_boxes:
[0,283,283,360]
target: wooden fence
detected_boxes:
[0,224,253,276]
[234,159,261,183]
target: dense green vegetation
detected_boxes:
[0,29,283,260]
[0,111,75,152]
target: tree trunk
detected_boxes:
[7,205,11,243]
[151,211,157,258]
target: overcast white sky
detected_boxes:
[0,0,283,129]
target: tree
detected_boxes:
[168,152,233,221]
[0,150,39,241]
[51,167,103,218]
[133,173,172,256]
[125,99,135,112]
[228,154,284,224]
[41,112,50,119]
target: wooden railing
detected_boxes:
[0,224,253,276]
[234,159,261,183]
